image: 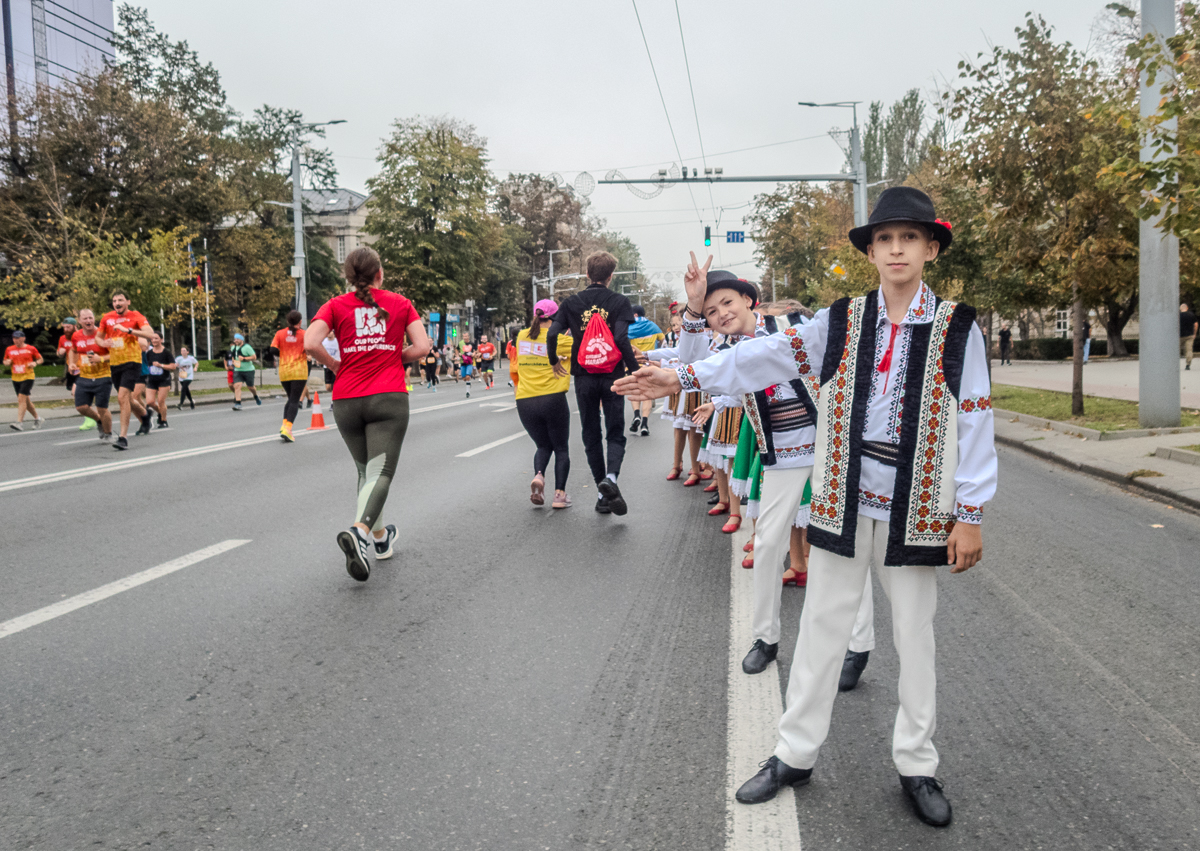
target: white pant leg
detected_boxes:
[774,515,875,769]
[751,467,812,645]
[847,570,875,653]
[876,554,940,777]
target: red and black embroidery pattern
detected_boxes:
[958,395,992,414]
[904,302,958,545]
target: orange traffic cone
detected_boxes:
[307,391,327,431]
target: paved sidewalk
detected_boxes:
[995,413,1200,511]
[994,357,1200,410]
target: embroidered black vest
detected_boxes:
[745,312,819,467]
[806,290,977,566]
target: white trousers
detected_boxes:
[774,515,939,777]
[753,467,875,653]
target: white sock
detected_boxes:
[606,473,618,484]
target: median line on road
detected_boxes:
[0,539,251,640]
[726,533,802,850]
[411,393,513,415]
[457,431,527,457]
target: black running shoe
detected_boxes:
[156,421,169,429]
[113,436,128,450]
[135,414,152,436]
[629,414,642,433]
[595,495,612,514]
[597,479,627,516]
[374,524,397,560]
[336,527,372,581]
[640,423,649,437]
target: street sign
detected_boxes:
[430,312,441,321]
[726,231,744,243]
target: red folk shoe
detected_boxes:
[683,473,701,487]
[741,555,754,569]
[708,502,729,516]
[703,482,719,493]
[722,515,743,534]
[666,466,682,481]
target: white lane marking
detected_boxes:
[456,431,527,457]
[490,404,517,412]
[0,429,336,493]
[0,539,251,640]
[411,393,513,415]
[726,532,802,850]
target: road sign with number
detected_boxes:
[726,231,744,243]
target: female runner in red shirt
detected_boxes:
[305,247,432,581]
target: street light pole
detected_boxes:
[798,101,867,227]
[290,136,307,325]
[1139,0,1181,427]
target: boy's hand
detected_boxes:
[613,366,681,401]
[947,522,982,573]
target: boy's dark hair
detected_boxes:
[632,303,646,317]
[586,251,618,284]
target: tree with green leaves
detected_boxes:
[366,116,494,324]
[861,89,943,204]
[945,14,1139,415]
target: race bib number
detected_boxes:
[150,365,163,375]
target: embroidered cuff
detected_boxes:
[958,395,992,414]
[677,364,700,392]
[955,502,983,524]
[681,314,707,334]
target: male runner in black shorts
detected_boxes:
[68,308,114,440]
[97,291,155,450]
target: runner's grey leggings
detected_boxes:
[332,392,410,531]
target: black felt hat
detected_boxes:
[848,186,952,255]
[705,270,759,308]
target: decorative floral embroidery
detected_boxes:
[681,314,706,334]
[904,302,958,546]
[677,363,700,392]
[958,395,992,414]
[859,489,893,512]
[956,502,983,523]
[783,326,821,405]
[869,318,912,440]
[811,298,867,534]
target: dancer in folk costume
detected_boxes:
[616,188,996,826]
[671,267,876,679]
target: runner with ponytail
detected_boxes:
[270,309,309,442]
[305,247,432,581]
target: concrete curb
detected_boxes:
[1154,445,1200,467]
[996,432,1200,515]
[994,408,1200,442]
[1,391,284,423]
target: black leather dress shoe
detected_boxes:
[735,756,812,804]
[741,639,778,674]
[838,649,870,691]
[595,495,611,514]
[708,492,721,505]
[900,775,952,827]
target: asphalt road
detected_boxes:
[0,385,1197,850]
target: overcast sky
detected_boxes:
[142,0,1114,294]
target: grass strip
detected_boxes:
[992,384,1200,433]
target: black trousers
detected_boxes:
[179,380,194,406]
[282,379,306,423]
[516,392,571,491]
[573,372,626,483]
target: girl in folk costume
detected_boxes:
[671,266,876,678]
[617,188,997,828]
[646,320,707,485]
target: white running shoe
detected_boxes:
[8,422,22,431]
[336,527,372,582]
[32,417,43,429]
[373,524,398,560]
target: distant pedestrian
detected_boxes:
[228,333,261,410]
[144,333,176,428]
[422,349,439,390]
[4,329,44,430]
[57,316,78,394]
[460,344,474,397]
[322,330,339,391]
[175,346,198,409]
[626,303,664,437]
[998,324,1012,365]
[1181,303,1197,371]
[1082,316,1092,364]
[304,246,431,582]
[546,250,640,516]
[516,299,575,509]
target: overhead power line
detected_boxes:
[673,0,721,260]
[630,0,704,225]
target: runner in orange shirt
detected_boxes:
[67,308,114,440]
[269,310,309,442]
[4,329,44,430]
[476,334,497,390]
[96,290,156,450]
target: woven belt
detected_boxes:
[862,440,901,467]
[768,397,815,433]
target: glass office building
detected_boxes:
[2,0,113,99]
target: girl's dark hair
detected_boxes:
[286,309,302,329]
[528,305,551,340]
[343,246,389,321]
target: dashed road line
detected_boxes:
[457,431,527,458]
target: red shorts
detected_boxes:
[226,369,234,384]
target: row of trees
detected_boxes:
[364,116,653,342]
[750,7,1200,414]
[0,6,345,357]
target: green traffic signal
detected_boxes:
[704,225,711,247]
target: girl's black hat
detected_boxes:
[848,186,953,254]
[706,270,759,308]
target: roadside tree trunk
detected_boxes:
[1100,292,1137,358]
[1072,284,1085,417]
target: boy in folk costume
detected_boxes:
[671,266,877,679]
[616,187,997,826]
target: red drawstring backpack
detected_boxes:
[578,311,622,373]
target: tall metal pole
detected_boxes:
[291,137,308,326]
[204,237,212,359]
[531,275,537,311]
[850,104,867,228]
[548,250,556,292]
[1139,0,1180,427]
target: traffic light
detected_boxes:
[704,226,711,247]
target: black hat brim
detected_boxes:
[848,218,952,255]
[705,276,759,310]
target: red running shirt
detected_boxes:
[313,288,420,400]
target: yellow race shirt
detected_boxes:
[99,309,149,366]
[514,329,573,400]
[271,328,309,382]
[70,329,111,380]
[629,332,665,352]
